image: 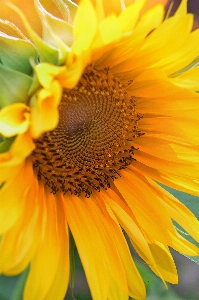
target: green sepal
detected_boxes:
[0,64,32,107]
[0,136,15,154]
[11,266,29,300]
[55,0,78,25]
[35,0,72,65]
[6,2,59,65]
[0,19,26,39]
[0,35,38,75]
[27,30,59,65]
[28,72,41,98]
[0,19,38,74]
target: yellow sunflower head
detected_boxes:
[1,0,199,299]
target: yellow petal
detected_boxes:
[72,0,97,55]
[130,161,199,198]
[128,69,182,97]
[104,188,166,283]
[34,63,67,89]
[133,135,199,164]
[172,66,199,91]
[154,183,199,244]
[149,242,178,284]
[175,0,187,16]
[133,4,165,41]
[0,133,35,183]
[24,189,62,300]
[139,116,199,146]
[30,80,62,138]
[0,175,40,274]
[0,103,30,137]
[118,0,145,33]
[84,193,129,300]
[0,159,34,234]
[169,232,199,256]
[99,191,146,300]
[137,90,199,120]
[114,169,174,244]
[42,194,69,300]
[64,194,109,300]
[134,150,199,183]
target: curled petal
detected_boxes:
[0,103,30,137]
[34,62,67,89]
[30,80,62,138]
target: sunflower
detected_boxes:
[1,0,199,299]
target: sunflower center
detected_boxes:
[32,67,142,197]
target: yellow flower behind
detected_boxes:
[1,0,199,299]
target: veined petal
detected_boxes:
[0,159,34,234]
[0,173,39,275]
[44,194,69,300]
[64,194,109,300]
[137,91,199,120]
[100,191,146,299]
[128,68,184,97]
[139,116,199,146]
[24,188,61,300]
[133,135,199,164]
[84,193,129,300]
[131,161,199,197]
[104,189,166,284]
[114,169,175,245]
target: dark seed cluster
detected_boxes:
[31,67,142,197]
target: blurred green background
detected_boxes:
[0,186,199,300]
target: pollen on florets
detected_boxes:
[31,67,143,197]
